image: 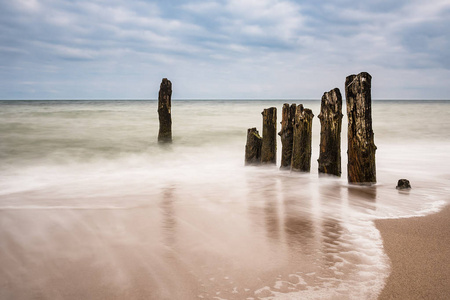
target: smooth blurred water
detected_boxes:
[0,100,449,299]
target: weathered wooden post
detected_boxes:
[345,72,376,184]
[291,105,314,172]
[261,107,277,164]
[279,103,296,170]
[158,78,172,143]
[318,88,343,176]
[245,128,262,165]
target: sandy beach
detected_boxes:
[1,100,450,299]
[375,205,450,300]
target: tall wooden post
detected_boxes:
[345,72,376,184]
[279,103,296,170]
[318,88,343,176]
[245,128,262,165]
[158,78,172,143]
[291,105,314,172]
[261,107,277,164]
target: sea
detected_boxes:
[0,100,449,299]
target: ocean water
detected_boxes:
[0,100,449,299]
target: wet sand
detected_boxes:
[375,205,450,300]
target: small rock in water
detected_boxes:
[396,179,411,190]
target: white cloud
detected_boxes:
[181,1,222,14]
[401,0,450,22]
[0,0,449,99]
[226,0,298,21]
[224,0,303,42]
[13,0,41,12]
[34,42,98,60]
[0,46,29,55]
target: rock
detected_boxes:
[396,179,411,190]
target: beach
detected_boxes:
[376,205,450,300]
[1,100,449,299]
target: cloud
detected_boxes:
[181,1,221,14]
[35,42,97,61]
[12,0,41,12]
[181,0,304,50]
[0,0,449,99]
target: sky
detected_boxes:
[0,0,449,100]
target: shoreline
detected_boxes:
[375,205,450,299]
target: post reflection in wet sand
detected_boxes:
[160,186,177,251]
[245,172,282,243]
[318,181,346,268]
[281,177,315,255]
[321,217,345,268]
[263,181,281,242]
[148,186,207,299]
[348,184,377,211]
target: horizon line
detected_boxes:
[1,98,449,101]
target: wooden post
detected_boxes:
[261,107,277,164]
[245,128,262,165]
[291,104,314,172]
[279,103,296,170]
[345,72,376,184]
[158,78,172,143]
[318,88,343,176]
